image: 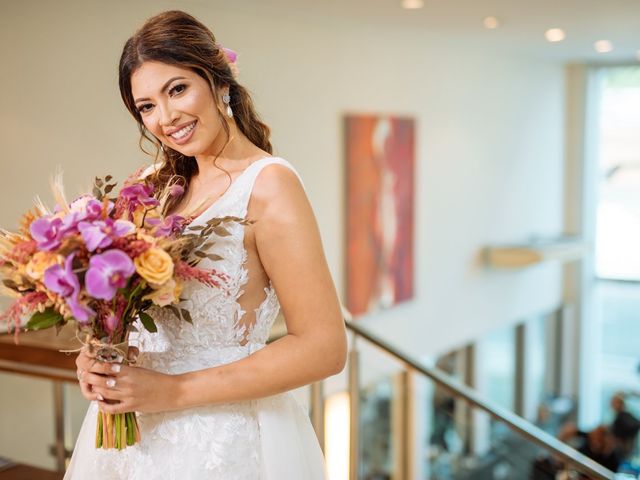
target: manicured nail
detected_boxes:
[97,393,104,401]
[111,364,121,373]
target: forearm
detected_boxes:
[174,330,346,409]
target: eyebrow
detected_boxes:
[134,76,187,103]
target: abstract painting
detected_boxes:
[345,115,415,318]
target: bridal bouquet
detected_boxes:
[0,168,250,450]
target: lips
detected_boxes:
[165,120,196,136]
[166,121,197,145]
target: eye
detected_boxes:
[137,103,152,114]
[169,84,187,96]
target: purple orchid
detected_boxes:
[168,184,184,197]
[85,249,136,301]
[70,196,111,220]
[145,214,187,237]
[62,196,114,234]
[43,254,95,323]
[30,216,65,251]
[78,219,135,252]
[119,184,160,209]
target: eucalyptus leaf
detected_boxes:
[167,305,182,320]
[26,308,64,331]
[207,254,223,261]
[138,311,157,333]
[2,279,19,290]
[180,308,193,324]
[213,226,231,237]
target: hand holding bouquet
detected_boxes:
[0,168,250,449]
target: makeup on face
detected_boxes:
[131,61,226,157]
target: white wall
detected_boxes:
[0,0,565,468]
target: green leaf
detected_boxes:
[206,254,223,261]
[138,311,157,333]
[194,251,207,258]
[26,308,64,331]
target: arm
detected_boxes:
[177,163,347,408]
[83,163,347,413]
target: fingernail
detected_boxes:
[111,364,121,373]
[97,393,104,401]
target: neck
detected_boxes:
[194,121,267,178]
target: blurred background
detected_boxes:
[1,0,640,479]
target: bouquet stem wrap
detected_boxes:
[90,338,141,450]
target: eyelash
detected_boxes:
[137,84,187,113]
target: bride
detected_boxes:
[66,9,347,479]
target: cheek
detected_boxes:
[142,117,161,138]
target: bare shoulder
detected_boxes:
[250,162,309,219]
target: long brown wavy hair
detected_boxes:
[118,10,272,215]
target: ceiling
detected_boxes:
[230,0,640,63]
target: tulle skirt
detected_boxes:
[63,391,327,479]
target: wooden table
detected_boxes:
[0,324,82,473]
[0,463,64,480]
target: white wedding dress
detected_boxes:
[64,157,328,479]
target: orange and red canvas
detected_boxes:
[345,115,415,318]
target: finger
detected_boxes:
[79,381,103,402]
[83,371,119,390]
[76,351,97,371]
[97,399,128,415]
[81,345,97,358]
[92,385,125,402]
[127,346,140,363]
[86,360,123,376]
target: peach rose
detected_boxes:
[25,251,64,281]
[142,278,183,307]
[134,247,174,287]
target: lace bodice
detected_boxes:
[132,157,302,374]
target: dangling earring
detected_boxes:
[223,92,233,118]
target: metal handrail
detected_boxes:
[344,318,615,480]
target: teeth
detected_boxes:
[170,122,196,139]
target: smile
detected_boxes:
[169,121,197,142]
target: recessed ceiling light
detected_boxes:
[483,16,500,29]
[402,0,424,9]
[545,28,566,43]
[594,40,614,53]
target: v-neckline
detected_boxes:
[181,156,273,225]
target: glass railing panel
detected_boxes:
[337,323,615,480]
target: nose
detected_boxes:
[158,103,180,128]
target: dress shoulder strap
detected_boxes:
[235,157,305,217]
